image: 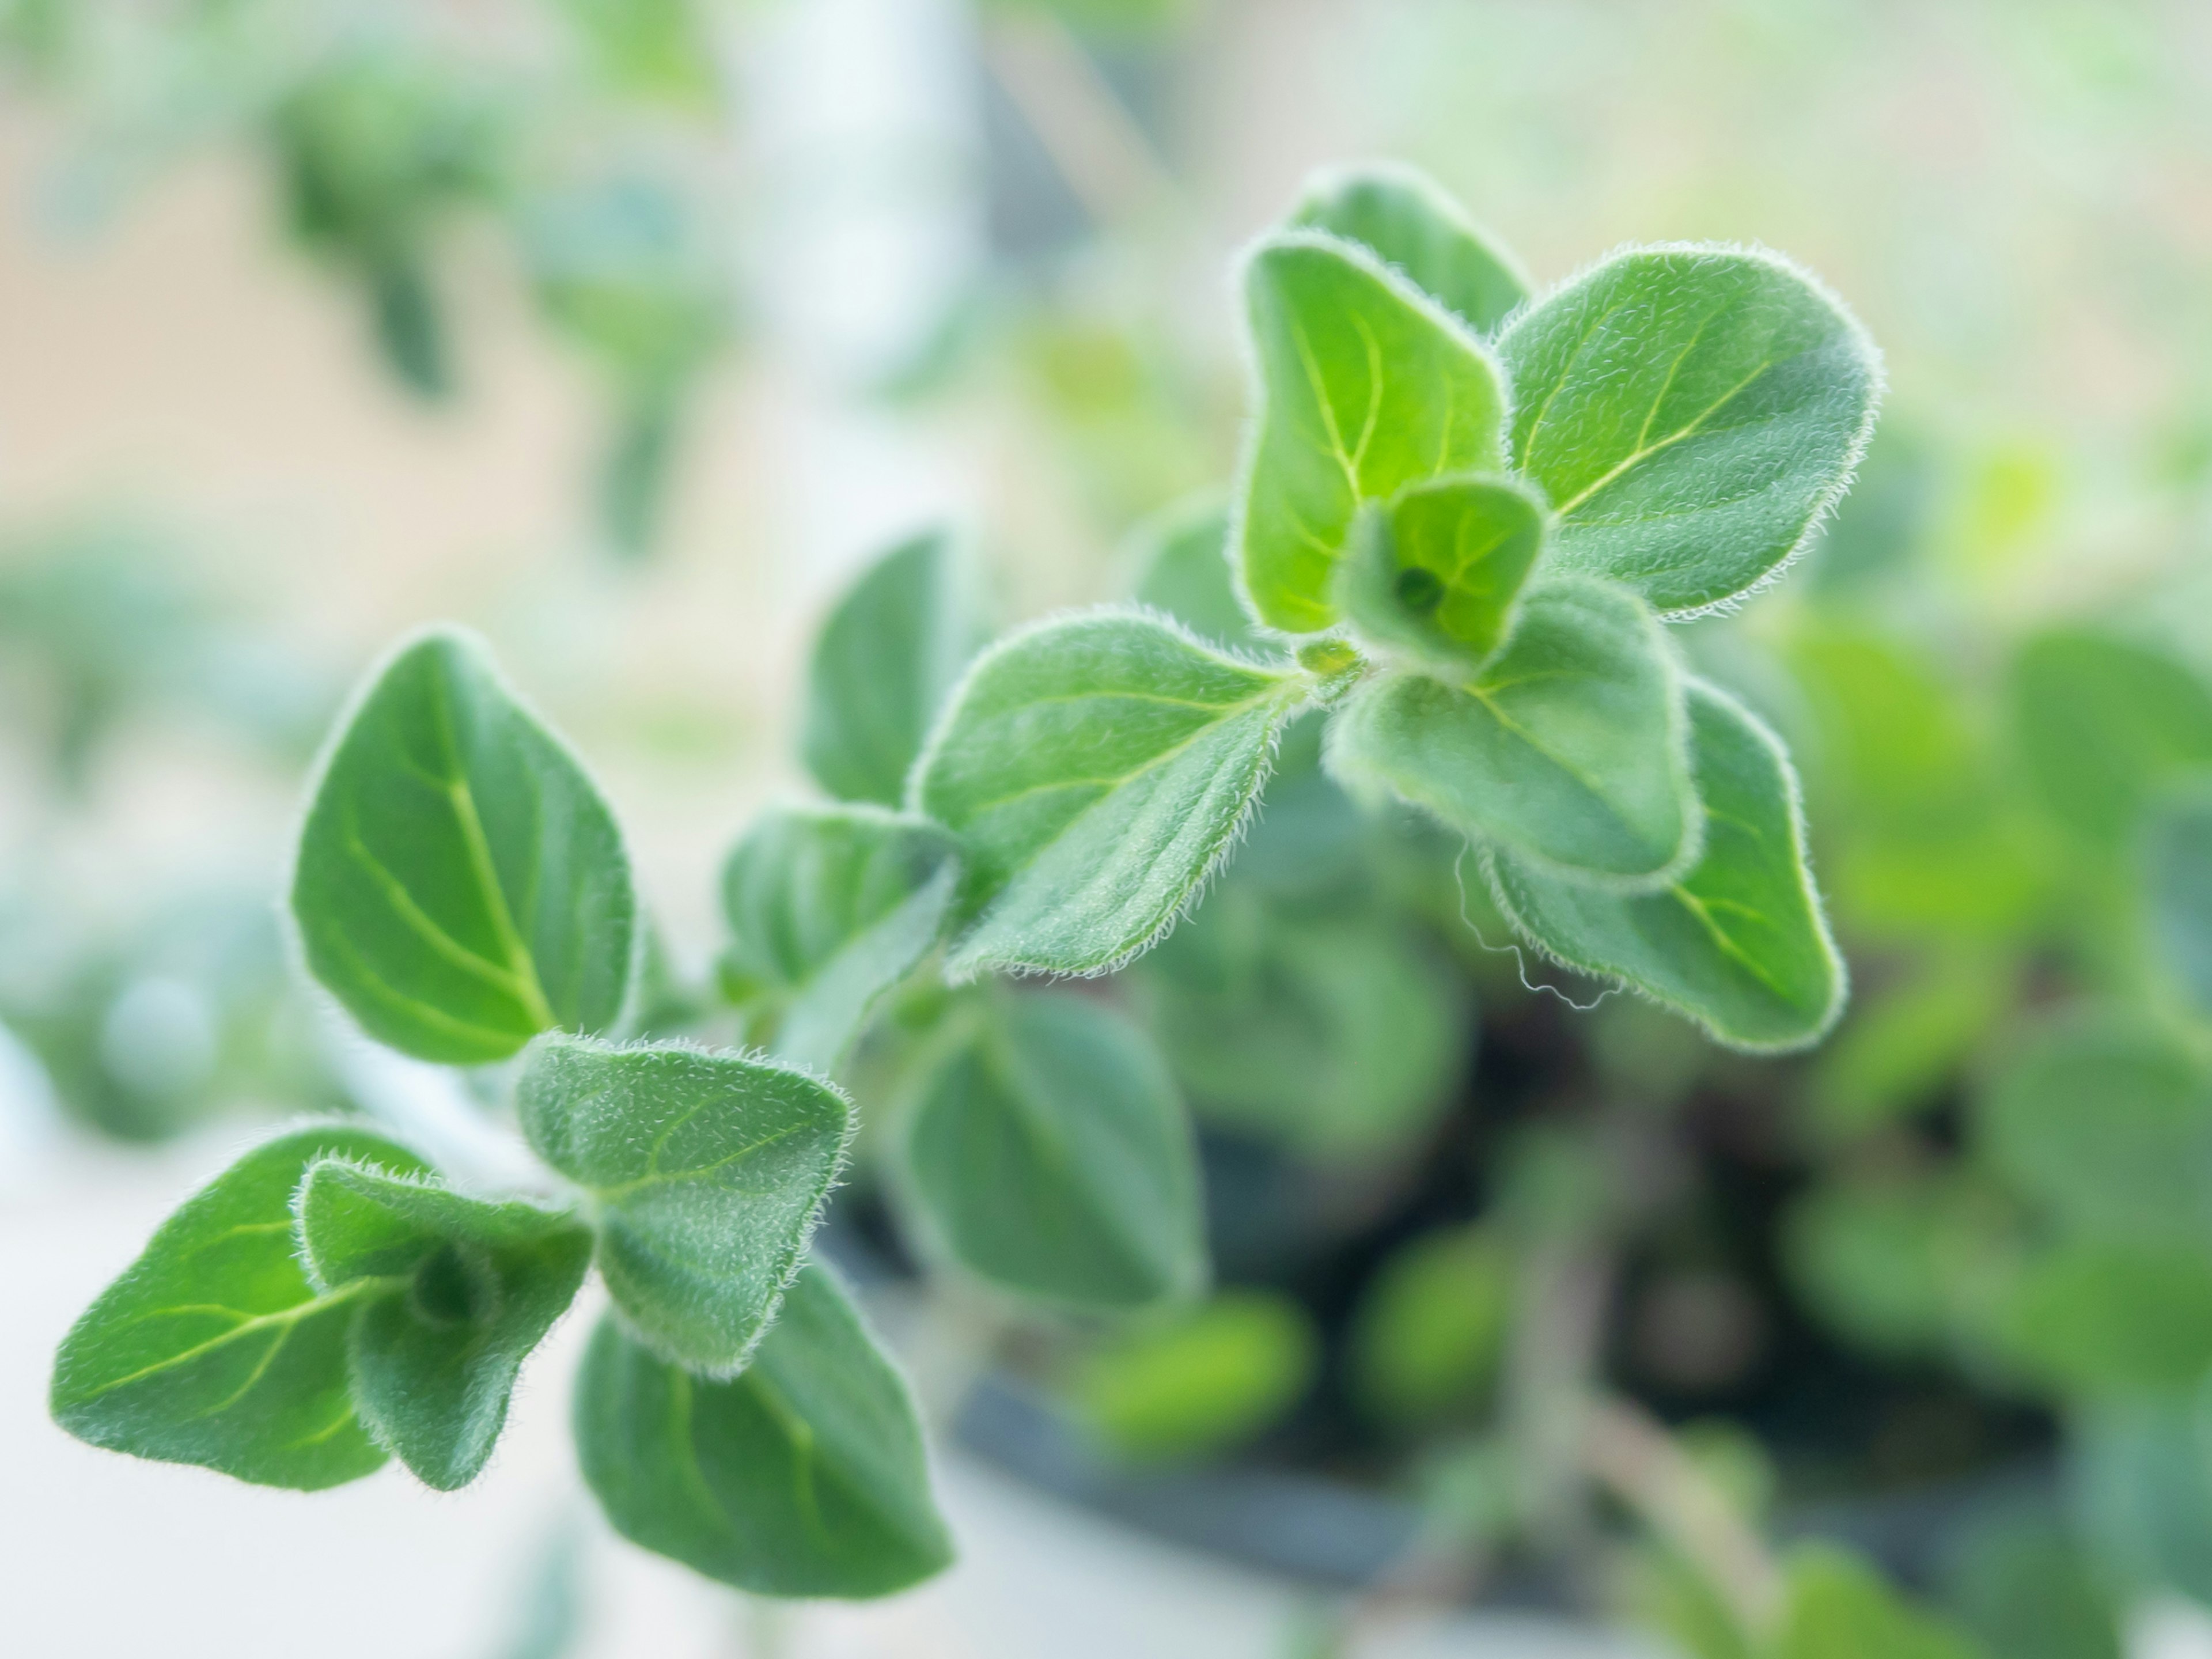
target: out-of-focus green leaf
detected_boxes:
[1072,1290,1316,1462]
[1132,498,1267,656]
[1289,163,1529,336]
[1775,1546,1988,1659]
[1940,1512,2123,1659]
[1349,1225,1513,1426]
[1998,1241,2212,1394]
[2145,787,2212,1020]
[2074,1390,2212,1608]
[1806,955,2011,1141]
[2010,630,2212,847]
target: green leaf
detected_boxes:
[1132,497,1267,656]
[291,627,637,1065]
[720,806,961,1073]
[1334,475,1547,675]
[1490,680,1844,1051]
[2074,1392,2212,1607]
[1783,1174,1969,1361]
[1940,1513,2124,1659]
[1289,163,1530,336]
[1775,1546,1987,1659]
[1330,578,1698,885]
[1980,1014,2212,1245]
[899,990,1204,1308]
[51,1124,427,1489]
[1072,1291,1316,1462]
[1349,1225,1513,1426]
[1137,890,1467,1157]
[914,609,1308,977]
[1233,232,1508,633]
[2146,788,2212,1018]
[1999,1241,2212,1394]
[294,1158,591,1491]
[575,1259,952,1599]
[1500,246,1880,615]
[2009,629,2212,846]
[803,531,987,808]
[517,1033,851,1373]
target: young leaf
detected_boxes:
[914,609,1308,977]
[291,627,637,1065]
[2009,630,2212,846]
[899,990,1205,1308]
[1133,497,1267,656]
[720,806,961,1073]
[295,1158,592,1491]
[1073,1291,1317,1463]
[517,1033,851,1373]
[1490,680,1844,1051]
[1330,578,1698,886]
[1349,1225,1514,1426]
[1500,246,1880,615]
[1289,162,1531,336]
[51,1124,428,1490]
[2146,789,2212,1018]
[1334,475,1548,675]
[1775,1546,1986,1659]
[574,1259,953,1599]
[802,530,987,808]
[1234,232,1509,633]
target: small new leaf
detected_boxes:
[1330,578,1698,885]
[51,1125,428,1490]
[296,1158,592,1491]
[900,991,1205,1309]
[1491,680,1845,1051]
[1501,245,1880,615]
[721,806,962,1073]
[1335,475,1548,676]
[1289,162,1530,336]
[292,627,637,1065]
[517,1033,851,1373]
[1234,232,1509,633]
[914,609,1308,978]
[574,1259,953,1599]
[802,531,988,808]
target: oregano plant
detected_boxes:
[48,163,1878,1606]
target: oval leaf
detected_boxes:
[1234,232,1509,633]
[899,991,1205,1309]
[1501,245,1880,615]
[1330,578,1698,885]
[517,1033,852,1373]
[292,627,637,1065]
[297,1157,592,1491]
[914,609,1308,978]
[51,1124,427,1490]
[721,806,961,1073]
[1490,680,1844,1051]
[1290,162,1530,335]
[574,1259,953,1599]
[802,530,988,808]
[1335,475,1548,675]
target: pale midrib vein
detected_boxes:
[77,1277,391,1404]
[1517,297,1630,460]
[597,1119,815,1203]
[1346,310,1385,478]
[1667,885,1799,1002]
[342,817,538,1008]
[1551,358,1778,519]
[1466,683,1651,846]
[1286,314,1360,493]
[425,671,560,1031]
[324,929,533,1050]
[745,1368,828,1543]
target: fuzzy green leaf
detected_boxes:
[51,1124,427,1489]
[1335,475,1547,675]
[574,1259,952,1599]
[803,531,987,808]
[1289,163,1529,335]
[1501,246,1880,615]
[2010,630,2212,846]
[915,609,1308,977]
[1331,578,1697,885]
[1234,233,1509,633]
[721,806,961,1073]
[2146,789,2212,1018]
[1133,498,1267,656]
[1491,680,1844,1051]
[517,1033,851,1373]
[295,1158,591,1490]
[291,627,637,1065]
[900,990,1204,1309]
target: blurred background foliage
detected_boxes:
[4,2,2212,1657]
